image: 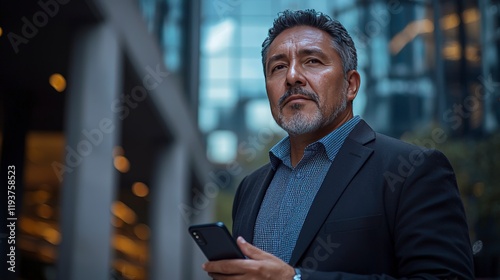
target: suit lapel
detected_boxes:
[238,166,275,244]
[288,120,375,266]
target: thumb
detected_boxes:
[237,236,269,260]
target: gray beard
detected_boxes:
[278,94,347,136]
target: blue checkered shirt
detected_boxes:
[253,115,361,263]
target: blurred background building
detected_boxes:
[0,0,499,279]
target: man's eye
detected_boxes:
[272,65,286,72]
[307,59,320,64]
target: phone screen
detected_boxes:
[188,222,246,261]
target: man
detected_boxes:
[203,9,474,279]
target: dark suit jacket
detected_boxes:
[232,120,474,279]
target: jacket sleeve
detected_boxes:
[301,150,474,279]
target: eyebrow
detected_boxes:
[266,47,329,73]
[298,47,328,58]
[266,53,286,73]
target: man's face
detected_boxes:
[264,26,358,136]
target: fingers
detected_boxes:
[202,259,246,275]
[202,237,283,279]
[236,236,272,260]
[202,241,295,280]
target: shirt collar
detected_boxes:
[269,115,361,169]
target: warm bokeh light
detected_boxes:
[43,227,61,245]
[463,8,480,24]
[390,8,480,55]
[132,182,149,197]
[442,42,480,62]
[19,217,37,235]
[34,190,51,204]
[390,18,434,54]
[443,41,462,60]
[0,27,3,37]
[49,73,67,92]
[114,259,145,280]
[134,224,150,240]
[36,221,51,232]
[441,8,479,30]
[113,234,147,258]
[441,13,460,30]
[37,204,53,219]
[466,46,480,62]
[112,201,137,224]
[114,155,130,173]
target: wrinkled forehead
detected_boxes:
[266,26,336,59]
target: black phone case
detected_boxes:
[188,222,246,261]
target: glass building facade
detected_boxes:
[199,0,499,157]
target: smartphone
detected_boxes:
[188,222,246,261]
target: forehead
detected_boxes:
[267,26,335,57]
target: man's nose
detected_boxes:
[286,62,306,87]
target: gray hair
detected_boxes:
[261,9,357,77]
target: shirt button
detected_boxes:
[296,172,303,178]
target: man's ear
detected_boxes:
[346,70,361,102]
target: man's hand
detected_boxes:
[202,236,296,280]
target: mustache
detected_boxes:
[278,87,320,109]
